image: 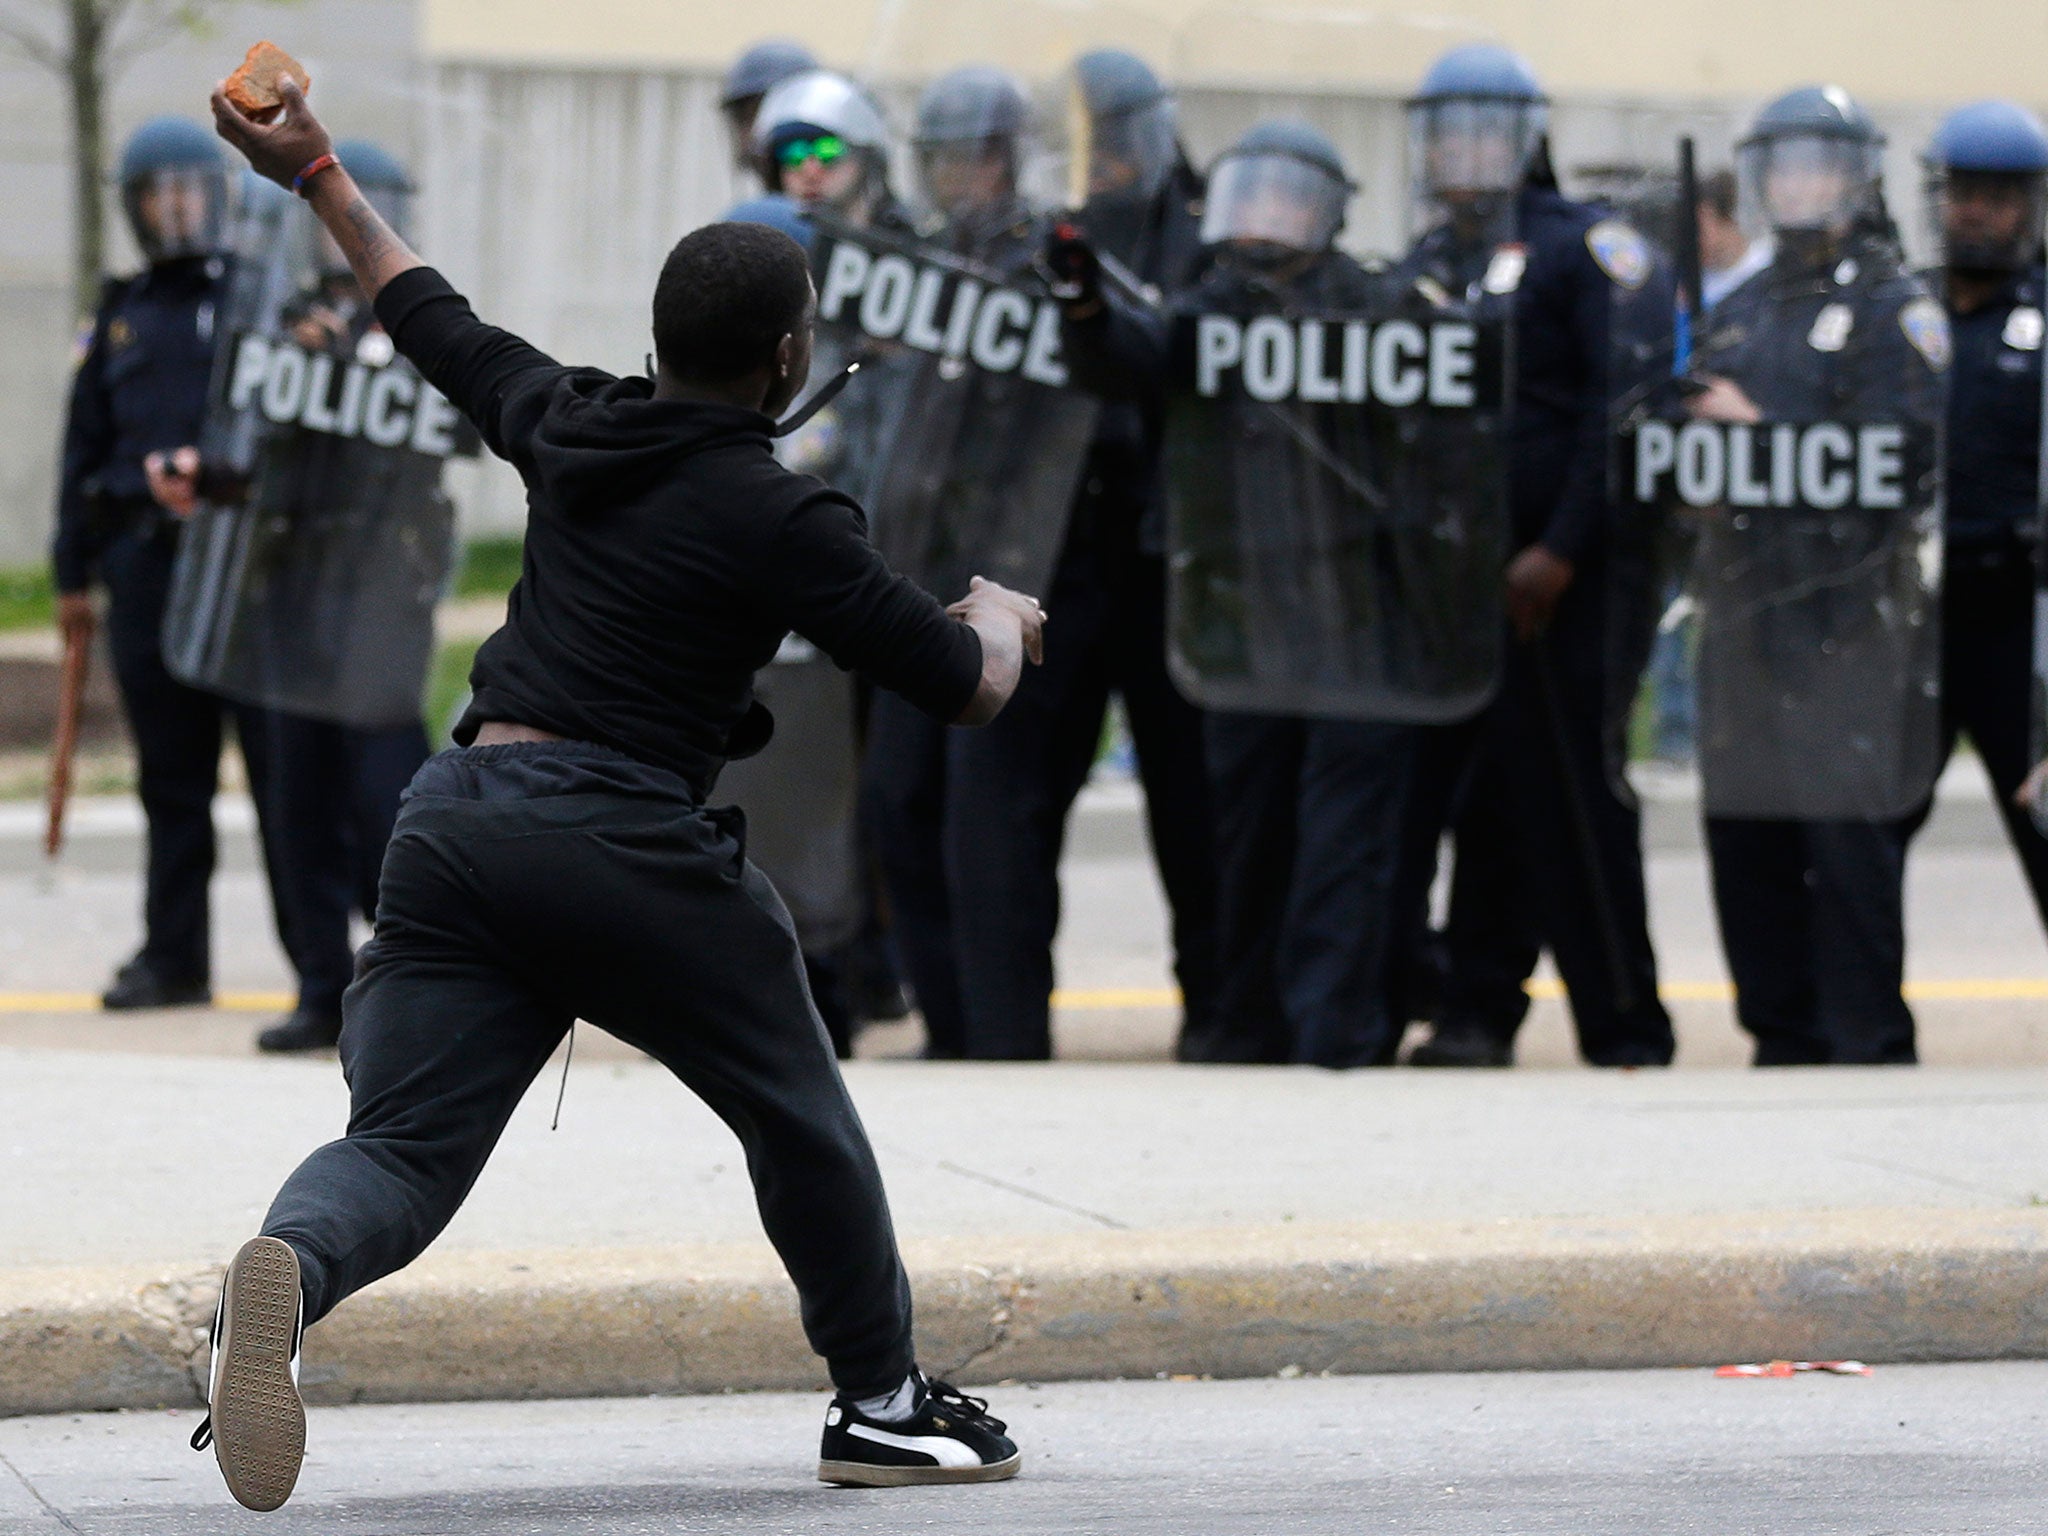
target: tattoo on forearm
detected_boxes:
[341,193,398,268]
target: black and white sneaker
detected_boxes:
[190,1236,306,1512]
[819,1374,1021,1487]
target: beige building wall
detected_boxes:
[423,0,2048,103]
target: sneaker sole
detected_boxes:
[212,1236,306,1512]
[818,1451,1022,1487]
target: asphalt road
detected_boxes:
[2,1364,2041,1534]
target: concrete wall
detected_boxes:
[0,2,420,567]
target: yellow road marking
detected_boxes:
[6,979,2048,1016]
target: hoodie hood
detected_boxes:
[528,371,776,513]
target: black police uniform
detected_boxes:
[1069,243,1430,1067]
[1019,158,1223,1060]
[258,281,435,1039]
[1901,266,2048,928]
[1426,182,1675,1067]
[860,205,1107,1060]
[54,256,289,997]
[1695,234,1946,1064]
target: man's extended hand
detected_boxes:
[210,76,331,190]
[948,576,1046,726]
[948,576,1046,664]
[1685,373,1763,425]
[144,446,201,519]
[1504,543,1575,642]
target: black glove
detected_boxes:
[1042,222,1103,311]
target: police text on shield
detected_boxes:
[1631,419,1909,511]
[227,334,463,457]
[816,238,1068,387]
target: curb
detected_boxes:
[8,1209,2048,1416]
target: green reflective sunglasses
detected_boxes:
[775,135,849,169]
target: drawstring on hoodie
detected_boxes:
[550,1021,576,1131]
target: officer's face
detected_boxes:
[726,98,763,171]
[1943,174,2033,256]
[923,141,1012,221]
[1089,148,1142,198]
[136,173,213,249]
[1427,129,1519,199]
[782,150,862,208]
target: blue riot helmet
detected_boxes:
[117,116,228,264]
[722,39,818,168]
[913,66,1034,234]
[1406,43,1548,223]
[1737,85,1884,240]
[1199,117,1353,264]
[722,192,816,252]
[1069,49,1180,205]
[750,69,893,217]
[1924,101,2048,272]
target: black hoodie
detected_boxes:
[375,268,982,798]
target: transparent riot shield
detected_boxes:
[1633,226,1946,820]
[714,636,864,954]
[810,215,1099,602]
[1161,266,1511,722]
[162,183,465,728]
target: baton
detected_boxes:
[45,623,89,859]
[1673,136,1703,377]
[772,359,861,438]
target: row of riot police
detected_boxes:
[710,35,2048,1068]
[53,119,463,1051]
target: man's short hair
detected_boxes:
[652,222,814,384]
[1698,168,1738,222]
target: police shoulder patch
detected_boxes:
[1585,219,1650,290]
[1899,296,1952,370]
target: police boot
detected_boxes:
[1404,1021,1513,1068]
[102,956,212,1011]
[256,1009,343,1054]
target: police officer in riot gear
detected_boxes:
[1015,49,1222,1060]
[53,118,289,1010]
[1066,116,1421,1065]
[248,140,437,1053]
[1901,102,2048,934]
[1688,86,1948,1064]
[860,65,1094,1058]
[1399,44,1675,1069]
[750,69,904,232]
[719,38,817,176]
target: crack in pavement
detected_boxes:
[1832,1153,2023,1203]
[933,1161,1132,1231]
[0,1448,84,1534]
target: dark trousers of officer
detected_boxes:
[259,714,433,1017]
[1902,555,2048,927]
[863,535,1217,1060]
[1437,581,1674,1066]
[1205,713,1419,1067]
[261,742,915,1398]
[1705,816,1913,1064]
[101,521,287,987]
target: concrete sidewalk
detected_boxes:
[8,1047,2048,1416]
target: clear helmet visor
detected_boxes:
[1408,97,1546,201]
[1200,152,1347,254]
[1926,167,2048,272]
[122,166,226,262]
[1072,93,1179,204]
[1738,133,1880,233]
[915,137,1023,229]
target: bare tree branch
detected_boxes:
[0,6,66,72]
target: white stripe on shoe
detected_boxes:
[846,1423,985,1469]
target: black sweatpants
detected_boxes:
[261,741,916,1397]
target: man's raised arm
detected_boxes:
[210,77,420,302]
